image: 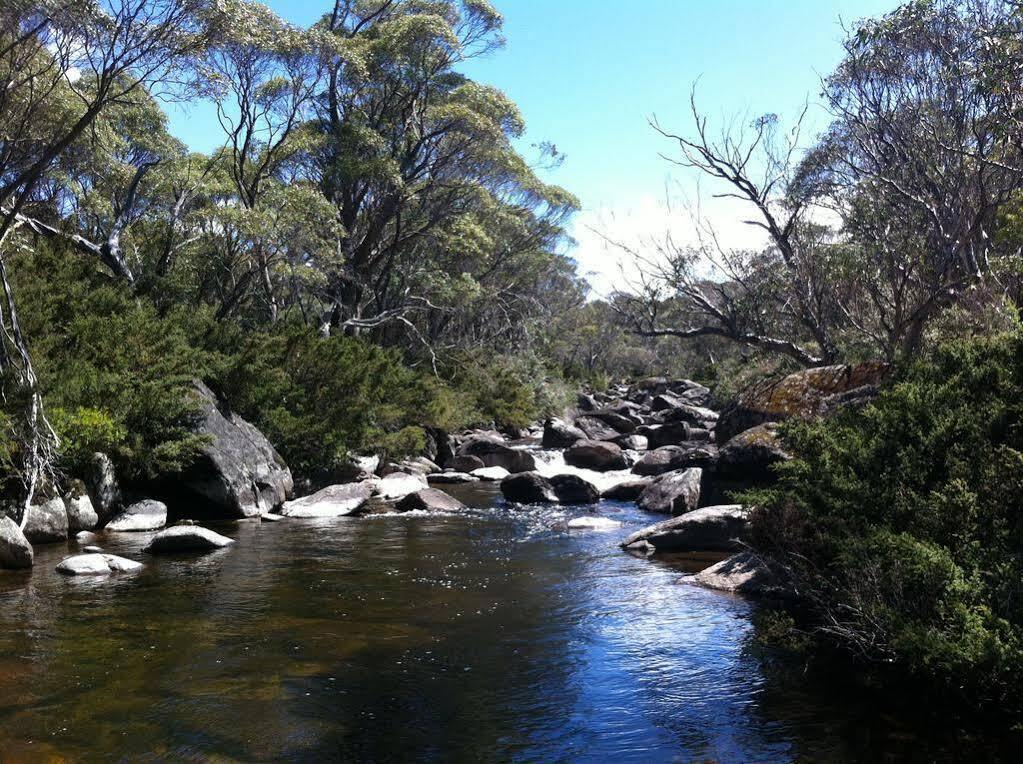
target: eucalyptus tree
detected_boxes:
[312,0,577,346]
[0,0,211,514]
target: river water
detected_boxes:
[0,476,997,762]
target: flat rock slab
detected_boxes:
[689,552,789,598]
[427,472,478,484]
[282,481,375,518]
[144,525,236,554]
[57,553,143,576]
[471,466,510,481]
[106,500,168,532]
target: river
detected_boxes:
[0,468,992,762]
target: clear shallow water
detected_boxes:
[0,481,999,762]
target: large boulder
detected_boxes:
[105,500,168,532]
[85,452,122,524]
[621,505,751,554]
[541,418,586,448]
[281,481,375,518]
[717,362,888,442]
[564,440,628,471]
[573,416,621,442]
[456,437,535,473]
[396,488,466,513]
[690,552,789,598]
[149,381,294,519]
[501,472,557,504]
[646,422,691,449]
[0,516,33,569]
[64,488,99,533]
[587,410,637,433]
[549,474,600,504]
[610,433,648,451]
[143,525,235,554]
[632,446,688,476]
[21,498,69,544]
[637,468,702,515]
[700,424,789,505]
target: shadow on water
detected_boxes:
[0,484,1016,761]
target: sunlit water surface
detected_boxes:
[0,479,997,762]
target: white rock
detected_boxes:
[281,481,375,518]
[143,525,235,554]
[375,472,428,500]
[106,500,167,532]
[566,516,622,531]
[471,466,510,481]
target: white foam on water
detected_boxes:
[528,448,638,493]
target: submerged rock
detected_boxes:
[21,498,69,544]
[144,525,235,554]
[637,468,702,515]
[105,500,168,532]
[0,516,33,569]
[395,488,466,513]
[281,481,375,518]
[566,516,622,531]
[622,505,750,553]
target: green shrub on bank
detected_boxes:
[751,333,1023,718]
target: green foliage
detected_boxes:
[751,332,1023,717]
[10,245,212,483]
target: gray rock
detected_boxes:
[105,500,168,532]
[574,416,621,442]
[471,466,510,481]
[647,421,691,448]
[0,516,33,569]
[153,381,294,518]
[622,505,750,553]
[395,488,466,513]
[600,479,651,501]
[501,472,557,503]
[549,474,600,504]
[446,454,486,472]
[143,525,235,554]
[427,471,478,484]
[456,437,536,473]
[85,452,122,524]
[56,553,143,576]
[633,445,718,476]
[542,418,586,448]
[637,468,702,515]
[690,552,788,597]
[281,481,375,518]
[376,472,429,500]
[83,545,104,553]
[20,497,69,543]
[64,492,99,533]
[588,410,637,433]
[260,513,286,522]
[564,440,628,471]
[610,433,648,451]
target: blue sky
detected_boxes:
[166,0,898,294]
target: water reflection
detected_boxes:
[0,483,998,762]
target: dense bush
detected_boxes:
[750,333,1023,718]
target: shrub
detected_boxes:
[750,333,1023,718]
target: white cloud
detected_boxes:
[568,189,771,300]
